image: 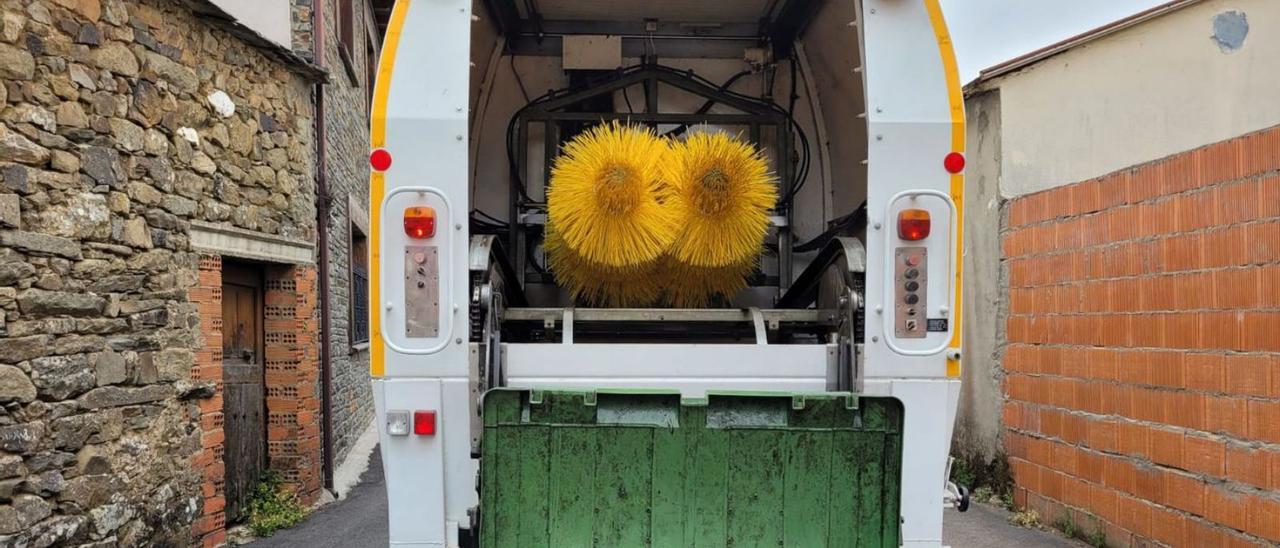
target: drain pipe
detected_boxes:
[312,0,336,492]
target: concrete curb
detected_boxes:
[332,420,380,500]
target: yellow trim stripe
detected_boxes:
[368,0,411,377]
[923,0,966,378]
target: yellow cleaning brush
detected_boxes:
[545,221,662,307]
[664,130,777,268]
[547,122,678,269]
[661,258,755,308]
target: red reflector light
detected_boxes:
[414,410,436,436]
[943,152,965,174]
[404,207,436,239]
[370,148,392,171]
[898,209,931,241]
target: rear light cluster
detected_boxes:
[404,206,436,239]
[897,209,931,241]
[413,411,436,436]
[386,409,438,437]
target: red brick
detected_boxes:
[1251,221,1280,264]
[1183,436,1226,477]
[1164,151,1200,194]
[1203,139,1244,185]
[1184,354,1225,392]
[1150,506,1187,548]
[1201,311,1245,350]
[1085,419,1115,450]
[1045,187,1075,221]
[1214,268,1260,310]
[1244,128,1280,177]
[1223,354,1272,397]
[1205,485,1250,532]
[1205,396,1250,438]
[1090,483,1120,523]
[1147,428,1184,468]
[1184,517,1229,547]
[1246,496,1280,543]
[1216,180,1261,225]
[1063,476,1091,508]
[1134,465,1165,501]
[1103,455,1137,493]
[1273,451,1280,491]
[1225,445,1270,489]
[1087,348,1119,381]
[1129,163,1164,203]
[1131,387,1164,423]
[1072,180,1104,215]
[1164,391,1205,431]
[1172,191,1205,233]
[1269,355,1280,396]
[1243,312,1280,353]
[1261,175,1280,218]
[1079,451,1106,484]
[1041,468,1064,500]
[1162,471,1206,516]
[1116,494,1153,537]
[1164,313,1200,350]
[1109,206,1143,244]
[1162,234,1203,272]
[1146,352,1184,389]
[1247,400,1280,444]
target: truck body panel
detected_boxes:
[369,0,966,545]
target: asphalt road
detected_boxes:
[246,450,389,547]
[247,447,1078,547]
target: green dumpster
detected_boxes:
[479,389,904,547]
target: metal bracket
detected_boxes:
[750,307,767,345]
[561,308,574,345]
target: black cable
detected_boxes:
[622,86,634,114]
[501,64,811,210]
[471,209,509,226]
[510,56,530,102]
[663,70,753,138]
[792,202,867,253]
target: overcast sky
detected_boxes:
[940,0,1168,82]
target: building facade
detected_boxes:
[960,0,1280,545]
[296,0,379,478]
[0,0,381,544]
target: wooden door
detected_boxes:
[222,263,266,522]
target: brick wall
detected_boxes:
[264,265,322,502]
[191,255,226,548]
[1001,125,1280,546]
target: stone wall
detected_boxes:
[0,0,319,544]
[314,0,375,472]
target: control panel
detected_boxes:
[380,187,453,353]
[404,245,440,338]
[894,247,927,338]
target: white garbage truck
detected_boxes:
[368,0,968,545]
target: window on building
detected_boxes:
[350,224,370,346]
[338,0,355,59]
[338,0,358,84]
